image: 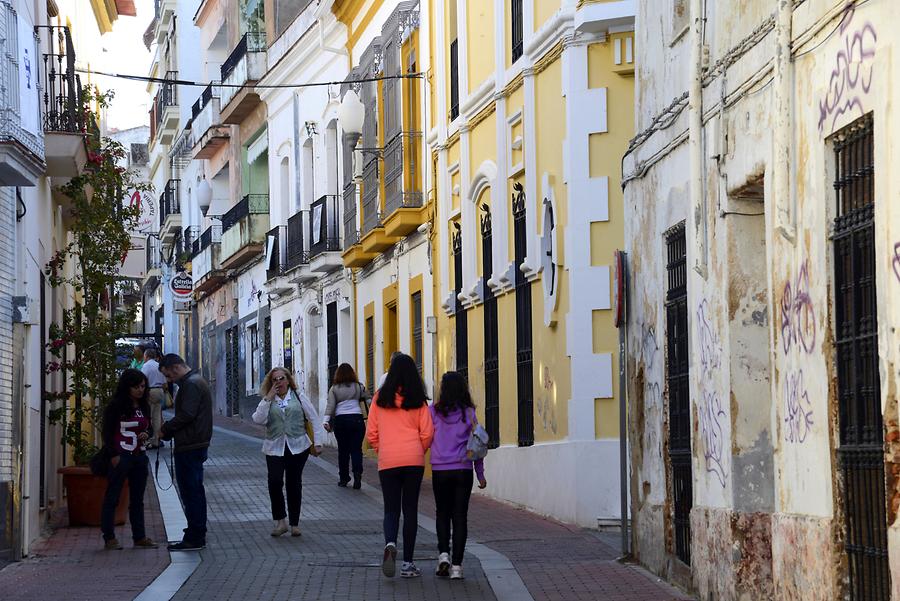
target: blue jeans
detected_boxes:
[101,453,149,541]
[174,447,208,544]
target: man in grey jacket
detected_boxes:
[159,354,213,551]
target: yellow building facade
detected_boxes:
[428,0,635,526]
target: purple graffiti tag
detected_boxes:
[696,299,727,487]
[784,369,814,444]
[699,390,728,487]
[697,300,721,377]
[246,280,260,307]
[817,8,877,134]
[892,242,900,284]
[781,261,817,355]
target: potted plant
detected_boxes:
[44,88,147,527]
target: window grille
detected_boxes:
[665,222,691,565]
[512,183,533,447]
[452,222,468,382]
[482,205,500,448]
[833,115,889,600]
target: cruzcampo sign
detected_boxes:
[170,271,193,301]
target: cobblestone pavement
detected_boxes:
[171,425,497,601]
[204,416,692,601]
[0,476,169,601]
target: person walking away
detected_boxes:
[100,368,158,550]
[252,367,323,537]
[366,353,434,578]
[159,354,213,551]
[323,363,372,489]
[141,348,166,448]
[430,371,487,579]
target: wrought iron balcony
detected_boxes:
[178,225,200,261]
[383,132,424,215]
[309,195,341,257]
[145,235,161,277]
[151,71,179,145]
[285,209,310,271]
[159,179,181,242]
[265,225,287,281]
[191,83,228,158]
[220,194,270,270]
[193,224,226,293]
[220,32,266,123]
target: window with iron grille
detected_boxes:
[511,0,524,63]
[248,324,259,391]
[512,183,533,447]
[366,316,375,393]
[481,205,500,448]
[665,222,692,566]
[263,316,272,375]
[832,115,889,600]
[226,326,240,417]
[452,223,469,382]
[412,292,423,374]
[449,39,460,120]
[327,302,339,387]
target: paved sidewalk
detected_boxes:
[0,471,170,601]
[212,415,692,601]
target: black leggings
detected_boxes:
[379,466,424,562]
[266,446,310,525]
[432,469,474,565]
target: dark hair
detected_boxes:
[435,371,475,420]
[376,353,428,410]
[332,363,359,386]
[103,369,151,447]
[159,353,187,369]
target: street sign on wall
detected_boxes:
[170,271,193,301]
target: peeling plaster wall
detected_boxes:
[628,0,900,598]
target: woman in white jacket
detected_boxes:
[252,367,323,537]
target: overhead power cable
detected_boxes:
[75,68,424,89]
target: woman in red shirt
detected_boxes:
[366,353,434,578]
[100,368,158,550]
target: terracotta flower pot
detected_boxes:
[58,466,128,527]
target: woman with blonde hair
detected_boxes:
[252,367,323,537]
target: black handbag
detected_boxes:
[89,446,112,476]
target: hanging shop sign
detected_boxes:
[170,271,193,301]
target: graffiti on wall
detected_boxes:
[784,369,814,444]
[817,5,877,135]
[892,242,900,283]
[696,299,727,487]
[780,261,817,355]
[641,325,660,370]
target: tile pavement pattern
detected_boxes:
[213,415,692,601]
[0,477,169,600]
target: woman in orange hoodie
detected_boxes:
[366,353,434,579]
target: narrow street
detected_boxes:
[163,419,691,601]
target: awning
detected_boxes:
[247,129,268,165]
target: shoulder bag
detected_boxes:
[466,411,490,461]
[357,383,369,419]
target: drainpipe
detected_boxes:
[774,0,794,241]
[689,0,707,277]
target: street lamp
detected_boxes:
[197,177,213,215]
[337,89,365,148]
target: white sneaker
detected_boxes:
[382,543,397,577]
[270,519,288,537]
[436,552,451,577]
[450,565,464,580]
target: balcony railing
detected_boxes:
[152,71,178,138]
[179,225,200,260]
[193,224,223,283]
[193,224,222,257]
[146,236,161,273]
[383,132,423,216]
[40,25,85,134]
[286,209,310,270]
[222,193,268,232]
[309,195,341,258]
[159,179,181,227]
[266,225,287,280]
[361,162,381,235]
[220,32,266,110]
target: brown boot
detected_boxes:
[134,537,158,549]
[104,538,122,550]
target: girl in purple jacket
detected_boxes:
[429,371,487,580]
